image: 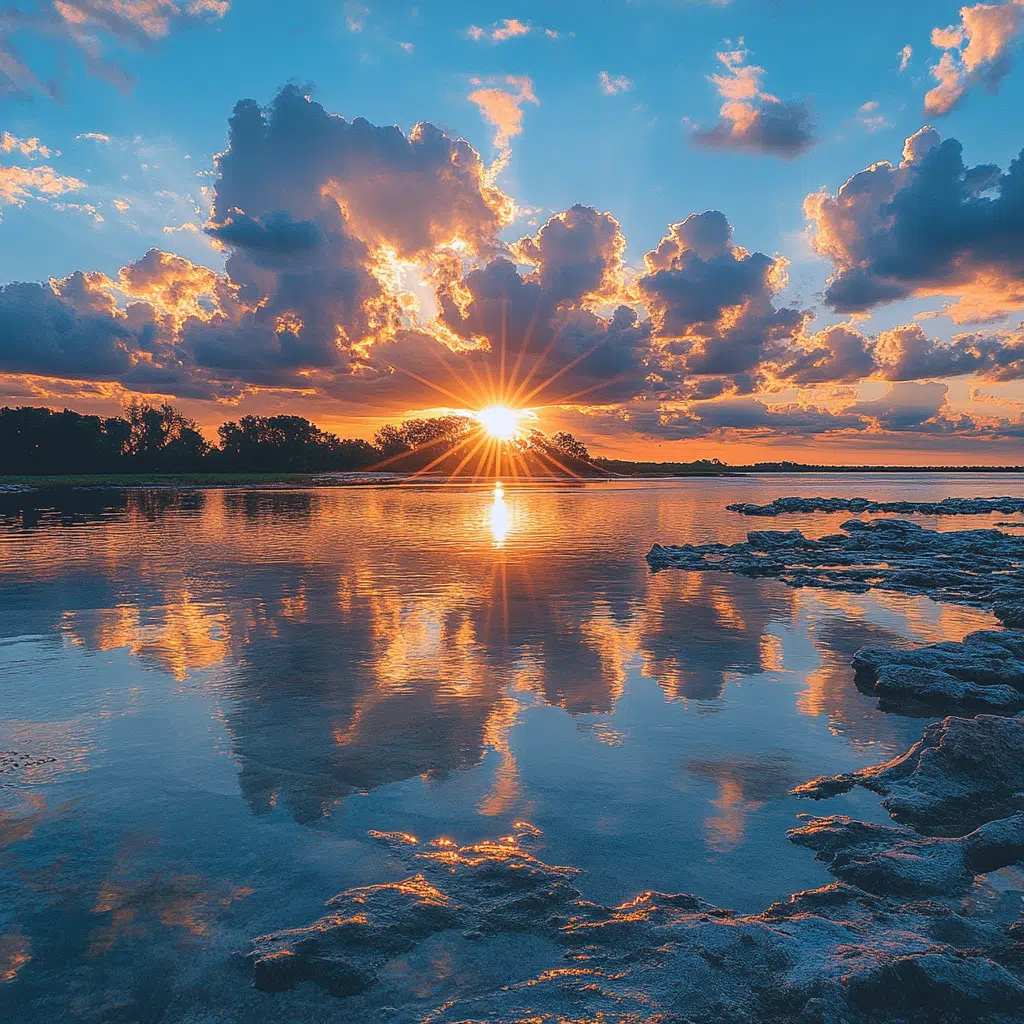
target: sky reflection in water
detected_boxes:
[0,475,1016,1021]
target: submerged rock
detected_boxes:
[727,496,1024,517]
[0,751,57,776]
[250,823,1024,1023]
[647,519,1024,625]
[795,715,1024,834]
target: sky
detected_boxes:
[2,0,1024,464]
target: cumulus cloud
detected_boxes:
[770,318,1024,385]
[0,0,228,101]
[637,211,803,376]
[691,46,816,158]
[899,44,913,72]
[925,1,1024,115]
[6,85,1024,450]
[805,126,1024,322]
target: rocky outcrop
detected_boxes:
[647,519,1024,625]
[850,630,1024,711]
[794,715,1024,834]
[727,496,1024,517]
[250,823,1024,1023]
[789,812,1024,896]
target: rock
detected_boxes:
[251,823,1024,1023]
[647,519,1024,626]
[794,715,1024,834]
[0,751,58,775]
[788,812,1024,896]
[849,630,1024,711]
[727,496,1024,517]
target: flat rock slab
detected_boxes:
[249,824,1024,1023]
[727,496,1024,517]
[851,629,1024,712]
[789,812,1024,897]
[647,518,1024,626]
[795,715,1024,834]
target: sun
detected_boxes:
[476,405,521,441]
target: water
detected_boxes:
[0,474,1020,1021]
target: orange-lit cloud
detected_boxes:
[691,45,816,158]
[925,1,1024,115]
[806,126,1024,322]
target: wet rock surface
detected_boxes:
[647,518,1024,625]
[850,630,1024,711]
[790,812,1024,896]
[250,823,1024,1023]
[794,715,1024,834]
[727,496,1024,517]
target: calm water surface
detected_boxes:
[0,474,1020,1021]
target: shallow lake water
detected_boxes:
[0,473,1021,1021]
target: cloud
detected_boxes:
[856,101,888,132]
[468,75,539,153]
[925,1,1024,115]
[898,44,913,72]
[637,210,804,376]
[805,126,1024,322]
[0,0,228,101]
[770,319,1024,384]
[0,163,86,215]
[76,132,112,144]
[1,132,56,158]
[344,2,369,32]
[598,72,633,95]
[849,380,968,432]
[6,85,1024,451]
[467,19,555,42]
[690,45,816,158]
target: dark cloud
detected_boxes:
[690,48,816,159]
[511,203,625,304]
[692,99,816,159]
[0,278,134,377]
[849,380,969,432]
[638,211,804,376]
[807,127,1024,321]
[771,324,876,384]
[205,212,322,254]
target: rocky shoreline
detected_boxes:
[245,501,1024,1022]
[727,496,1024,517]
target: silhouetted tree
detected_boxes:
[0,406,129,474]
[218,415,376,472]
[547,431,590,462]
[373,423,410,458]
[123,401,209,470]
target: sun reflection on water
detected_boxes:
[488,482,511,547]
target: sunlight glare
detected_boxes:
[476,405,521,442]
[489,482,510,546]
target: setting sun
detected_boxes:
[476,405,521,442]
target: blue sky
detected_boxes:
[2,0,1024,462]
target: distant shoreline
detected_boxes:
[1,464,1023,492]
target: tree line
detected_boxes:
[0,403,593,476]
